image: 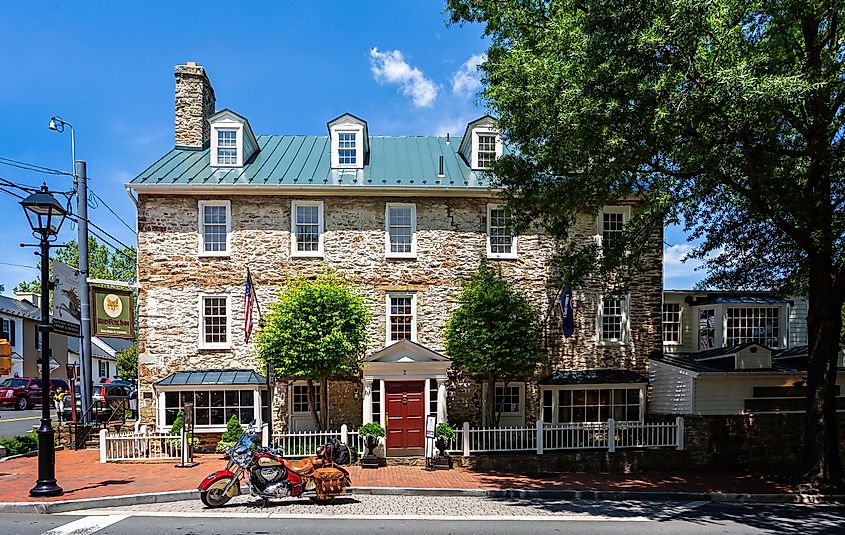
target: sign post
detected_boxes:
[176,402,196,468]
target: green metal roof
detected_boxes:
[131,135,492,189]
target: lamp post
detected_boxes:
[21,185,67,498]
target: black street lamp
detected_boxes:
[20,184,67,498]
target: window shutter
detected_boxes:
[9,319,15,346]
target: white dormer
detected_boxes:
[459,115,503,170]
[209,109,258,168]
[328,113,368,169]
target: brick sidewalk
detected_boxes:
[0,449,795,503]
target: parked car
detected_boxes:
[63,383,132,421]
[0,378,70,410]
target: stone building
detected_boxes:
[128,62,663,455]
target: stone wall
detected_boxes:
[174,62,215,148]
[136,193,662,430]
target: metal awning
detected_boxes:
[155,369,266,387]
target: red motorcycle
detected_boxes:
[198,424,351,507]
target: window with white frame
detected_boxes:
[698,308,716,349]
[291,201,324,256]
[599,295,628,343]
[371,380,381,424]
[387,294,415,344]
[1,318,15,347]
[198,201,230,255]
[726,307,780,348]
[428,379,438,418]
[601,211,625,251]
[292,384,320,414]
[495,385,521,414]
[548,387,642,423]
[200,295,230,348]
[477,134,497,168]
[337,132,357,165]
[386,203,416,257]
[216,129,238,165]
[98,360,108,379]
[662,303,682,344]
[164,389,256,427]
[487,204,516,258]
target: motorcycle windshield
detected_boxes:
[234,433,254,455]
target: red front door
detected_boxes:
[386,381,425,449]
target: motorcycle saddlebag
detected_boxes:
[313,467,346,498]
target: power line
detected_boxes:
[89,188,136,235]
[0,262,38,271]
[0,157,73,177]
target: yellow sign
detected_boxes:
[91,286,135,339]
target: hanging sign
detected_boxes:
[90,286,135,339]
[52,261,82,337]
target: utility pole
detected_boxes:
[76,160,93,425]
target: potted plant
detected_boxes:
[434,422,455,456]
[358,422,385,468]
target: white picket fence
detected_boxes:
[100,426,182,462]
[271,424,365,458]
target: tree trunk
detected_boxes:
[320,378,329,431]
[485,374,497,427]
[803,257,845,490]
[306,379,321,431]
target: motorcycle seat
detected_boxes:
[284,458,315,476]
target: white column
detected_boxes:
[362,379,373,424]
[253,388,262,427]
[436,378,448,423]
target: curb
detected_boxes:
[1,486,843,514]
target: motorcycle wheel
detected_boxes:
[201,478,234,508]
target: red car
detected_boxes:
[0,377,70,410]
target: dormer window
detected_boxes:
[216,129,238,165]
[338,132,357,165]
[477,134,497,168]
[208,109,259,168]
[328,113,368,169]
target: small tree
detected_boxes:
[257,272,371,430]
[444,263,545,426]
[115,343,138,380]
[216,414,244,453]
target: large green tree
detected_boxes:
[444,263,545,426]
[116,343,138,380]
[256,273,371,430]
[14,236,136,293]
[448,0,845,488]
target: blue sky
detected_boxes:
[0,1,701,293]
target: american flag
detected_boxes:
[244,268,257,343]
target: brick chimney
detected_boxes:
[174,61,216,148]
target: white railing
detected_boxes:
[447,417,684,455]
[100,426,182,462]
[270,425,368,458]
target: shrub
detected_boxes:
[167,410,199,448]
[358,422,385,438]
[435,422,455,440]
[215,414,244,453]
[0,432,38,456]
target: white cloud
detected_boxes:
[451,53,486,96]
[369,48,438,108]
[663,244,705,288]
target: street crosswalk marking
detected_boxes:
[41,515,128,535]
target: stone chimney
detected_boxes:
[174,61,216,148]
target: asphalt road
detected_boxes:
[0,409,48,438]
[0,500,843,535]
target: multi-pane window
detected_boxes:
[199,201,229,254]
[292,201,323,255]
[386,204,415,256]
[428,379,438,418]
[217,129,237,165]
[698,308,716,349]
[388,294,414,343]
[338,132,357,165]
[487,205,515,257]
[601,296,625,342]
[371,380,381,424]
[556,388,641,423]
[542,390,554,423]
[98,361,108,379]
[292,384,320,414]
[164,389,255,427]
[662,303,682,343]
[1,318,15,346]
[201,296,228,347]
[495,385,521,414]
[602,212,625,251]
[726,307,780,348]
[477,134,497,168]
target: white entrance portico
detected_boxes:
[361,340,450,444]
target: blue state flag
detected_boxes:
[560,288,575,338]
